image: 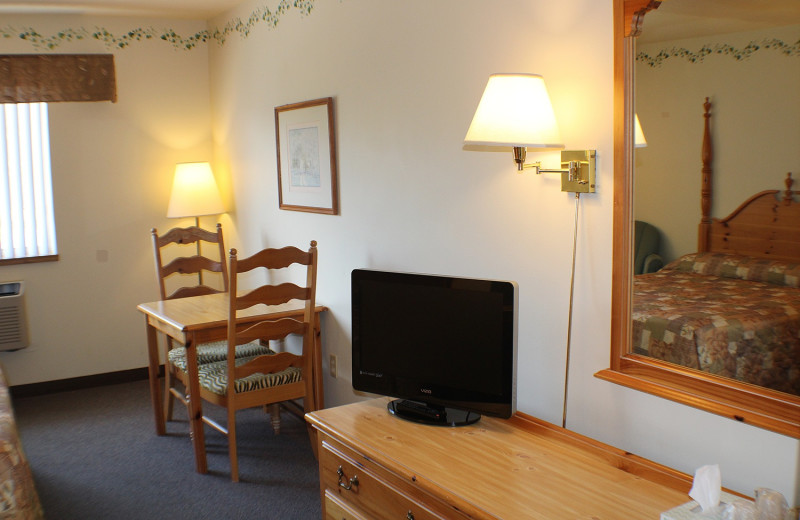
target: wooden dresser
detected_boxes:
[306,398,692,520]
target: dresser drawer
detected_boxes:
[325,490,369,520]
[320,438,451,520]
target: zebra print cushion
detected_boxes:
[168,341,272,371]
[197,354,302,396]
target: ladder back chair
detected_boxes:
[150,224,270,422]
[188,241,318,481]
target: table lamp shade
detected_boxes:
[464,73,564,149]
[167,162,225,218]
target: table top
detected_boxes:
[307,398,690,520]
[137,292,326,333]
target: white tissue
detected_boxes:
[689,464,722,512]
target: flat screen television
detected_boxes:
[351,269,517,426]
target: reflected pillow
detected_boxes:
[663,252,800,288]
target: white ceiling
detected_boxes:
[640,0,800,43]
[1,0,798,32]
[0,0,246,20]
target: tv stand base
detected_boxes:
[388,399,480,426]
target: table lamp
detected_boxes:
[166,162,225,227]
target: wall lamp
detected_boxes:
[464,73,596,194]
[464,73,600,429]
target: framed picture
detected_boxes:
[275,97,339,214]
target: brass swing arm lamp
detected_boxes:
[464,73,596,194]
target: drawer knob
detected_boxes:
[407,511,415,520]
[337,465,359,491]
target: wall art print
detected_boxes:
[275,97,338,215]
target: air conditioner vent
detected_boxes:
[0,282,28,351]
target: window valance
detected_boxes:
[0,54,116,104]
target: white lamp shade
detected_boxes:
[634,113,647,148]
[166,162,225,218]
[464,73,564,149]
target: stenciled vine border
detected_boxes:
[0,0,317,50]
[637,38,800,67]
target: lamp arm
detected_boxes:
[523,161,586,184]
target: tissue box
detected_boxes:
[661,492,749,520]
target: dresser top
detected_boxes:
[307,398,690,520]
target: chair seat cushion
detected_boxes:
[197,355,303,396]
[168,341,272,371]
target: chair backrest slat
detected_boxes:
[235,245,313,273]
[235,283,309,311]
[151,223,229,301]
[236,317,307,345]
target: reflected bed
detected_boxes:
[632,99,800,396]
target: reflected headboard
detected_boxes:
[697,98,800,263]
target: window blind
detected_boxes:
[0,103,57,260]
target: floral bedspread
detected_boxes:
[632,253,800,396]
[0,367,43,520]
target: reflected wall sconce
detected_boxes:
[634,113,647,148]
[464,73,599,429]
[464,73,596,194]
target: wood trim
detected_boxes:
[510,411,696,494]
[0,54,117,103]
[596,361,800,438]
[601,0,800,440]
[624,0,661,37]
[610,0,634,372]
[9,367,152,398]
[0,254,58,266]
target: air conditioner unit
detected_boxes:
[0,281,28,351]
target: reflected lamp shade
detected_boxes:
[634,113,647,148]
[464,73,564,149]
[166,162,225,218]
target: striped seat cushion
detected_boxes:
[197,354,303,396]
[167,341,272,371]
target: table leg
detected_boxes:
[145,317,165,435]
[184,337,207,474]
[313,312,324,410]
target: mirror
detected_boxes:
[596,0,800,438]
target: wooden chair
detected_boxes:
[187,241,318,481]
[150,224,271,422]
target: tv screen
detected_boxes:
[351,269,517,426]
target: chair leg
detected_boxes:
[228,406,239,482]
[162,336,175,421]
[268,403,281,434]
[163,366,174,421]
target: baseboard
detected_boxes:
[9,366,162,398]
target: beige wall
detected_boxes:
[208,0,798,503]
[0,15,214,383]
[634,25,800,262]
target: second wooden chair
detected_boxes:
[150,224,272,422]
[185,241,319,481]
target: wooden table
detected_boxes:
[137,292,327,473]
[307,398,693,519]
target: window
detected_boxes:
[0,102,58,263]
[0,53,116,264]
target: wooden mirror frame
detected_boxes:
[594,0,800,438]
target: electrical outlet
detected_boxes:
[329,354,337,378]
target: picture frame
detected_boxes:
[274,97,339,215]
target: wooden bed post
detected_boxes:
[698,98,713,252]
[783,172,795,205]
